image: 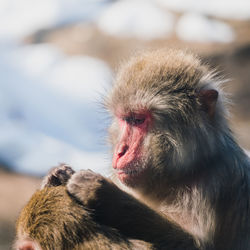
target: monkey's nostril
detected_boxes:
[118,145,129,158]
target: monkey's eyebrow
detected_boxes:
[169,86,194,94]
[151,84,192,97]
[123,115,146,126]
[122,114,146,125]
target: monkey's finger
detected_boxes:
[41,164,75,189]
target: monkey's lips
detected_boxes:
[117,168,141,177]
[117,169,144,184]
[115,162,146,185]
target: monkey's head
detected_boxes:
[15,186,93,250]
[107,50,227,188]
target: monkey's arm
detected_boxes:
[67,170,200,250]
[33,165,153,250]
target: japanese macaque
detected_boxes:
[16,50,250,250]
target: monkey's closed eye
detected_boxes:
[124,115,146,126]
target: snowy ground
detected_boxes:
[157,0,250,20]
[0,42,112,175]
[1,0,248,43]
[0,0,111,41]
[97,0,238,43]
[0,1,117,176]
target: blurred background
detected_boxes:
[0,0,249,248]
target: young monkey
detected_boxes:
[15,165,152,250]
[16,50,250,250]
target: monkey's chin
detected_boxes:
[116,168,146,187]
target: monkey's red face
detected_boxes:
[112,111,152,186]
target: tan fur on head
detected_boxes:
[16,186,90,250]
[15,184,136,250]
[107,49,227,128]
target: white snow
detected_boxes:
[47,56,112,102]
[8,44,64,77]
[0,0,115,176]
[157,0,250,20]
[0,0,110,41]
[0,0,57,41]
[8,44,112,102]
[97,0,174,40]
[0,44,112,176]
[0,120,109,176]
[176,13,235,43]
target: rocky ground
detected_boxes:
[1,17,250,249]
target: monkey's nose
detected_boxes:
[117,144,129,158]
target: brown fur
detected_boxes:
[16,182,151,250]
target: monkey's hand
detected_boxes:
[41,164,75,189]
[66,170,112,208]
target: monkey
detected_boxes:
[15,165,152,250]
[16,49,250,250]
[66,49,250,249]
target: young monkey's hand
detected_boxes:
[41,164,75,189]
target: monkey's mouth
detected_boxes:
[115,165,146,185]
[117,168,140,176]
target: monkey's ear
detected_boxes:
[198,89,218,119]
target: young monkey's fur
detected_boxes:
[16,50,250,250]
[16,166,152,250]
